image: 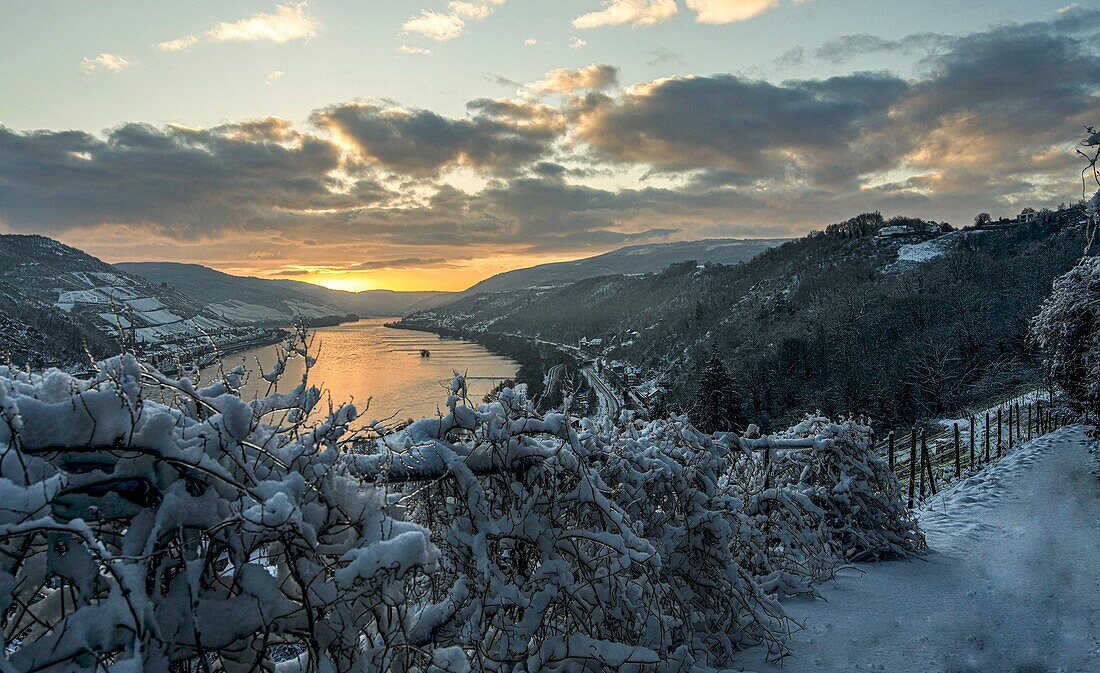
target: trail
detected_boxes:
[730,425,1100,673]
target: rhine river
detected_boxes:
[203,318,519,424]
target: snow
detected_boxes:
[124,297,165,312]
[138,308,183,325]
[898,240,945,263]
[729,425,1100,672]
[97,312,132,328]
[884,230,987,273]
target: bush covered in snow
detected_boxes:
[0,345,922,671]
[1032,255,1100,417]
[770,416,925,561]
[0,349,451,672]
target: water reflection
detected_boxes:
[203,318,519,424]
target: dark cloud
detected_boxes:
[311,99,564,177]
[573,72,910,188]
[346,257,455,270]
[813,32,956,64]
[647,46,684,67]
[0,118,383,237]
[888,17,1100,206]
[0,11,1097,272]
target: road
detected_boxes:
[580,364,623,417]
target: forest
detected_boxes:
[404,205,1090,432]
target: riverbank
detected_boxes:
[387,321,578,404]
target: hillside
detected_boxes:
[400,208,1091,429]
[117,262,454,322]
[464,238,788,293]
[0,235,276,368]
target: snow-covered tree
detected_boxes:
[691,354,740,433]
[1032,256,1100,416]
[1031,127,1100,416]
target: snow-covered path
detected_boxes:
[731,425,1100,673]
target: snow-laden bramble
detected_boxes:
[769,415,925,561]
[0,350,449,672]
[0,343,923,671]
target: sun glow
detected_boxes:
[271,252,580,293]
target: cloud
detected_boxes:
[311,98,565,176]
[573,72,910,187]
[813,32,957,64]
[448,0,506,20]
[265,70,286,84]
[6,12,1100,276]
[401,11,466,41]
[157,2,319,52]
[685,0,780,24]
[345,257,455,270]
[207,2,319,43]
[81,53,130,73]
[573,0,678,29]
[397,45,434,56]
[647,46,684,66]
[530,64,620,94]
[572,11,1100,210]
[569,37,588,49]
[155,35,198,52]
[401,1,505,41]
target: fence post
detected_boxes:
[1008,405,1014,452]
[984,411,991,462]
[969,415,975,470]
[762,444,771,490]
[922,431,937,496]
[997,408,1003,458]
[888,430,895,472]
[908,428,916,508]
[1015,402,1021,439]
[918,429,926,498]
[954,422,961,479]
[1028,402,1032,441]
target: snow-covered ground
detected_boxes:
[730,425,1100,672]
[883,230,988,273]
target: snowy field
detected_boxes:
[730,425,1100,672]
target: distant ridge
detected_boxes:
[464,238,789,294]
[117,262,455,320]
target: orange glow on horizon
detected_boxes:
[266,252,581,293]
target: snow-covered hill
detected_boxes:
[0,235,279,367]
[117,262,455,322]
[463,238,788,294]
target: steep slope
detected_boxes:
[402,207,1089,429]
[0,235,272,368]
[464,238,788,294]
[117,262,454,321]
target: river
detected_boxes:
[202,318,520,424]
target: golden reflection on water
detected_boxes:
[203,318,520,425]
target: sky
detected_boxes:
[0,1,1097,292]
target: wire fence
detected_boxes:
[871,389,1083,508]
